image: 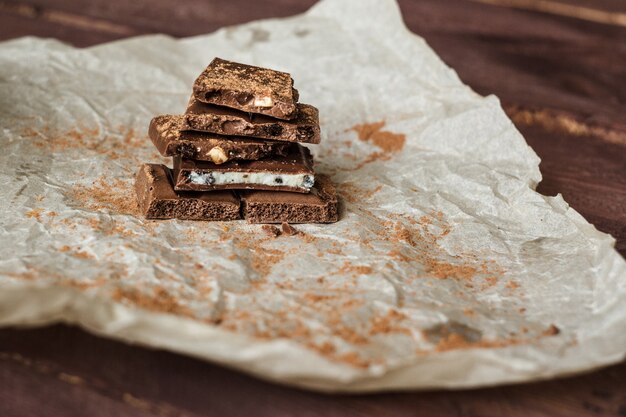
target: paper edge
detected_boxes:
[2,271,626,393]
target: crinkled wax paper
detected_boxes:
[0,0,625,392]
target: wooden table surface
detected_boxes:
[1,0,625,416]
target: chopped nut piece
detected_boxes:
[208,146,228,164]
[254,96,274,107]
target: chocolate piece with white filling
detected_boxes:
[241,174,338,224]
[149,115,291,164]
[135,164,240,220]
[185,97,320,144]
[193,58,299,120]
[173,144,315,193]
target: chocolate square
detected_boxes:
[192,57,299,120]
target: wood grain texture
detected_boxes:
[0,0,318,44]
[1,0,625,416]
[470,0,626,26]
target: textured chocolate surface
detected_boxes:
[185,97,320,144]
[173,144,314,193]
[192,57,299,120]
[149,115,291,163]
[241,174,338,224]
[135,164,240,220]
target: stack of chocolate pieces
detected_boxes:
[135,58,338,224]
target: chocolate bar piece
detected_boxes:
[135,164,240,220]
[185,97,321,144]
[149,115,291,164]
[173,144,314,193]
[241,175,338,224]
[192,58,299,120]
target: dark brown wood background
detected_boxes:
[1,0,625,416]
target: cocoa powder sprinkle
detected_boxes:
[68,177,139,216]
[351,121,406,154]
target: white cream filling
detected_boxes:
[188,170,314,189]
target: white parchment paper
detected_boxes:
[1,0,625,392]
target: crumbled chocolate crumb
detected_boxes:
[543,324,560,336]
[261,225,281,237]
[281,222,299,236]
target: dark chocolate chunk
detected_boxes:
[192,57,299,120]
[149,115,291,164]
[241,175,338,224]
[173,144,315,193]
[135,164,240,221]
[185,97,320,144]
